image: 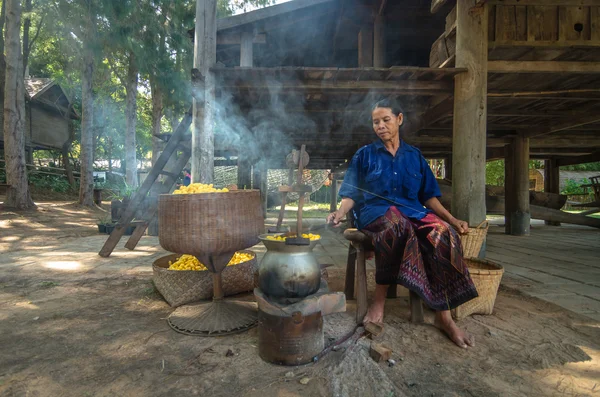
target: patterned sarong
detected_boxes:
[362,206,478,311]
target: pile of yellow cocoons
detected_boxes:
[173,183,229,194]
[168,252,254,271]
[265,233,320,241]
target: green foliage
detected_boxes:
[28,173,73,193]
[486,160,505,186]
[561,178,591,195]
[561,162,600,172]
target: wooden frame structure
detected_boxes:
[189,0,600,238]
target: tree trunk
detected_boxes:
[125,51,138,187]
[3,0,34,209]
[0,0,7,95]
[150,74,163,166]
[107,137,113,174]
[79,44,95,207]
[22,0,31,76]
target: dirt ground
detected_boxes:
[1,200,599,397]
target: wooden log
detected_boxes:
[370,342,392,363]
[504,144,515,234]
[451,0,488,226]
[511,135,531,236]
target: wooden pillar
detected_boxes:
[191,0,217,184]
[252,164,267,217]
[444,155,452,180]
[544,159,561,226]
[504,144,514,234]
[373,14,385,68]
[237,156,252,189]
[240,30,253,67]
[358,25,373,67]
[510,135,530,236]
[329,177,338,213]
[451,0,488,226]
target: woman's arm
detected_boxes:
[424,197,469,234]
[326,197,355,227]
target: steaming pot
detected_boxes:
[258,235,320,299]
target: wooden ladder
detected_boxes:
[98,107,192,257]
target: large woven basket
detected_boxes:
[452,258,504,320]
[459,220,489,258]
[153,251,258,307]
[158,190,264,258]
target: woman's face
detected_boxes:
[372,107,403,143]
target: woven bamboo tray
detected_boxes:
[452,258,504,320]
[153,251,258,307]
[459,220,489,258]
[158,190,264,258]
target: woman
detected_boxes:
[327,99,478,349]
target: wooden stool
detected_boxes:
[343,228,424,324]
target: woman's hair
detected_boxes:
[372,98,403,116]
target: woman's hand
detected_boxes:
[326,210,346,227]
[450,218,469,234]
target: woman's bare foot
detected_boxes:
[363,300,385,324]
[434,311,475,349]
[362,284,389,325]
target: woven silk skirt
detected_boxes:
[362,206,478,311]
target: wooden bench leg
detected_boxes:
[344,244,357,300]
[355,244,368,324]
[386,283,397,298]
[409,290,424,323]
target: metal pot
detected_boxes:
[258,234,321,299]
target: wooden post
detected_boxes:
[451,0,488,226]
[444,155,452,180]
[544,159,561,226]
[358,24,373,67]
[329,177,337,212]
[373,14,385,68]
[192,0,216,184]
[237,156,252,189]
[504,144,514,234]
[240,30,253,67]
[510,134,530,236]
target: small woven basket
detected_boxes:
[459,220,489,258]
[452,258,504,320]
[152,250,257,307]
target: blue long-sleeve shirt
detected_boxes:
[338,140,442,229]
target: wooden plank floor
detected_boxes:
[486,221,600,321]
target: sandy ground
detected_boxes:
[1,200,599,397]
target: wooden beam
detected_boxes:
[431,0,447,14]
[557,151,600,166]
[488,88,600,97]
[488,61,600,74]
[490,40,600,49]
[524,114,600,138]
[217,0,334,31]
[489,0,599,5]
[358,25,374,67]
[451,0,488,226]
[217,33,266,45]
[219,80,453,93]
